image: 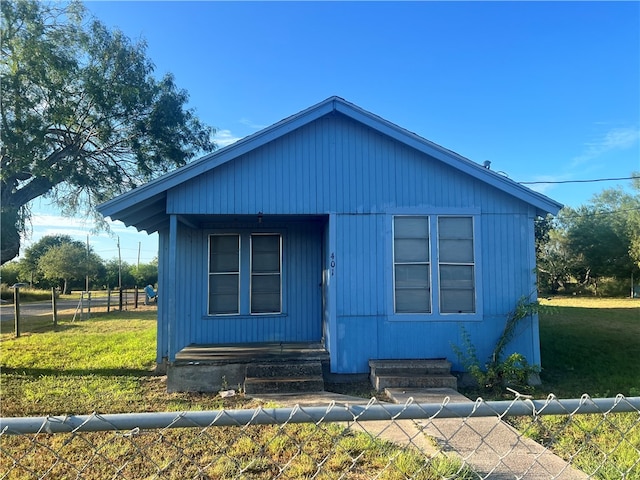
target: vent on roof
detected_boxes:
[483,160,492,169]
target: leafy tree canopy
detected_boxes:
[1,0,216,264]
[537,173,640,293]
[38,240,103,294]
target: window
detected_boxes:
[208,234,240,315]
[251,234,282,314]
[393,216,431,313]
[438,217,475,314]
[392,215,477,316]
[208,232,282,316]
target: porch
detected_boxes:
[174,342,330,365]
[167,343,329,393]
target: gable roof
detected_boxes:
[98,96,563,232]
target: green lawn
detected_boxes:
[521,297,640,479]
[0,309,248,417]
[1,298,638,479]
[537,297,640,398]
[0,308,472,479]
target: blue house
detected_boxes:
[99,97,562,391]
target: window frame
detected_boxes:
[250,233,283,315]
[207,233,241,316]
[207,231,285,317]
[437,216,476,315]
[392,216,432,314]
[390,212,482,321]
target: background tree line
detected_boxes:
[0,234,157,294]
[536,174,640,296]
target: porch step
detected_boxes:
[369,359,457,392]
[244,361,325,395]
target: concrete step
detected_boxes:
[246,361,322,378]
[369,359,452,376]
[244,361,324,395]
[369,359,457,392]
[372,373,458,391]
[244,377,325,395]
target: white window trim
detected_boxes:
[437,215,476,315]
[389,211,482,322]
[207,233,241,316]
[250,233,283,315]
[392,216,432,314]
[207,231,285,317]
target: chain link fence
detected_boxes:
[1,394,639,479]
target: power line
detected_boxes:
[520,175,639,185]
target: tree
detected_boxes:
[536,223,574,294]
[38,241,103,294]
[102,259,135,290]
[1,0,216,264]
[0,261,21,286]
[18,234,75,286]
[536,175,640,295]
[569,197,637,282]
[131,259,158,288]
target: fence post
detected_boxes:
[13,286,20,338]
[134,286,139,309]
[119,288,123,311]
[87,291,91,319]
[107,287,111,313]
[51,287,58,327]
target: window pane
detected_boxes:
[394,238,429,263]
[251,275,281,313]
[394,216,429,238]
[439,265,474,288]
[396,289,430,313]
[438,217,473,263]
[440,265,475,313]
[252,235,280,273]
[439,239,474,263]
[438,217,473,238]
[210,235,239,273]
[441,289,475,313]
[209,274,239,314]
[395,264,430,289]
[395,265,430,313]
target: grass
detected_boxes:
[537,296,640,398]
[0,285,52,303]
[2,297,638,479]
[0,308,472,479]
[511,296,640,479]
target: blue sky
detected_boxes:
[27,1,640,263]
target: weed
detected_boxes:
[453,296,542,393]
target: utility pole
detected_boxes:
[118,236,123,310]
[85,234,90,293]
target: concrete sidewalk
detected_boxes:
[252,388,588,479]
[387,388,587,479]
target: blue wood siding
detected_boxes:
[162,113,541,372]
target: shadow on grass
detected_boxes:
[0,319,83,335]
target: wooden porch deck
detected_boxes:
[174,342,329,365]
